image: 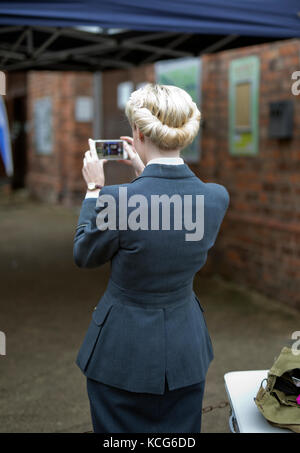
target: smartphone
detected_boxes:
[93,139,128,160]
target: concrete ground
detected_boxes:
[0,190,298,433]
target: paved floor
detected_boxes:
[0,191,298,433]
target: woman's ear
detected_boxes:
[134,125,144,142]
[138,130,144,142]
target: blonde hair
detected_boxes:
[125,83,201,151]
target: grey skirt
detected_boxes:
[86,376,205,433]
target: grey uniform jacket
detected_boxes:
[73,163,230,395]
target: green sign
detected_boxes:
[155,57,201,162]
[229,56,260,156]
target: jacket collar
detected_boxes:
[131,163,196,182]
[146,157,184,166]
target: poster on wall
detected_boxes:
[229,56,260,156]
[117,81,134,110]
[34,96,53,155]
[155,57,201,163]
[75,96,93,122]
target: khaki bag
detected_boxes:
[254,347,300,433]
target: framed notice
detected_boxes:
[155,57,201,163]
[0,71,5,95]
[117,81,134,110]
[33,96,53,155]
[229,56,260,156]
[75,96,93,122]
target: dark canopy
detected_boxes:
[0,1,299,71]
[0,0,300,37]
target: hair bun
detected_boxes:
[125,83,201,151]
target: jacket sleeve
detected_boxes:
[73,186,120,269]
[206,183,230,250]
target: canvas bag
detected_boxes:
[254,346,300,433]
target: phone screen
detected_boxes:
[95,140,124,159]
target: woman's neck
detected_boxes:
[145,149,181,163]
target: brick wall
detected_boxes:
[99,64,155,185]
[197,38,300,309]
[22,38,300,309]
[25,66,155,204]
[102,64,155,138]
[26,71,93,206]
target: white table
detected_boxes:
[224,370,291,433]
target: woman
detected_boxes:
[73,83,229,433]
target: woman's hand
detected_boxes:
[82,138,107,187]
[119,136,145,178]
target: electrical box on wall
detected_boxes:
[268,100,293,139]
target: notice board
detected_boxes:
[229,56,260,156]
[155,57,201,163]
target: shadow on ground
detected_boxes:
[0,191,298,433]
